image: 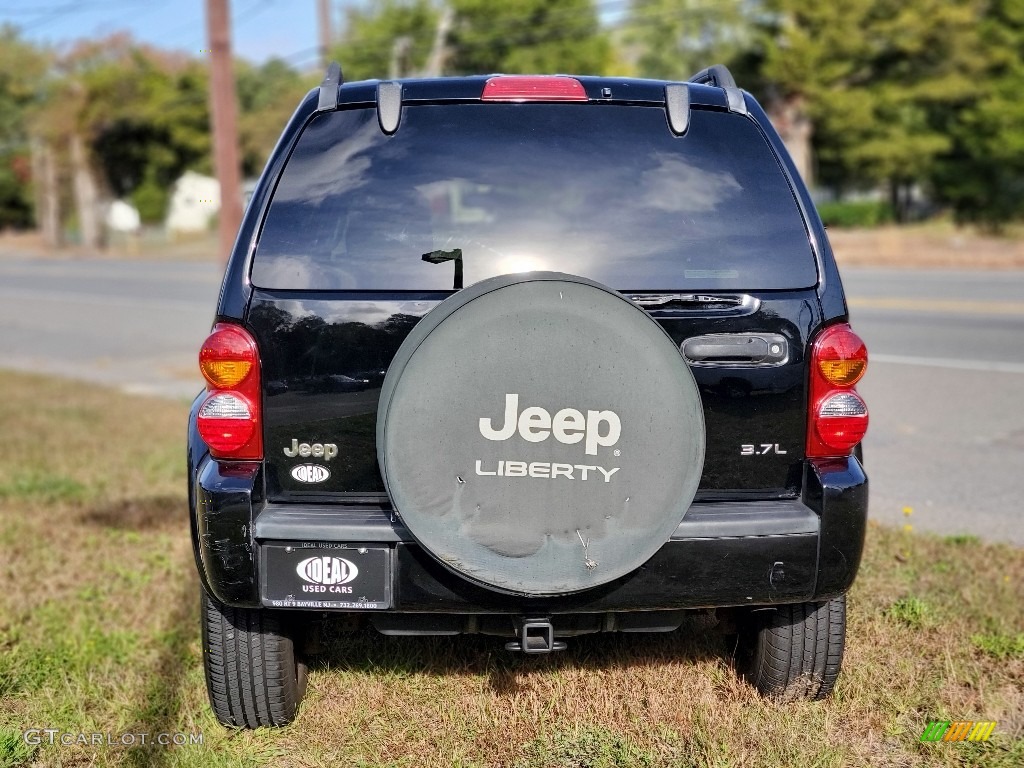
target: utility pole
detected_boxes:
[424,4,453,77]
[318,0,333,70]
[389,36,412,79]
[69,132,101,250]
[205,0,243,262]
[30,136,60,248]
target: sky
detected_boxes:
[0,0,356,69]
[2,1,633,69]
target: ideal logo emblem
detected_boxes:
[479,394,621,455]
[296,556,358,586]
[291,464,330,483]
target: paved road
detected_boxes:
[0,259,219,399]
[0,258,1021,544]
[843,269,1024,545]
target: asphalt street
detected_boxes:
[844,269,1024,545]
[0,258,1021,544]
[0,258,220,399]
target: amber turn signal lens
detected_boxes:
[813,325,867,387]
[817,358,866,386]
[200,359,252,388]
[199,324,258,389]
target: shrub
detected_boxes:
[817,200,894,228]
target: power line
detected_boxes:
[0,2,100,13]
[235,0,274,29]
[280,45,322,62]
[17,0,144,32]
[11,0,734,73]
[161,0,273,50]
[0,0,137,14]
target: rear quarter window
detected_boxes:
[252,103,817,291]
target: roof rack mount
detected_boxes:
[688,64,737,89]
[317,61,343,112]
[687,64,746,116]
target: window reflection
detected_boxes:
[252,104,816,292]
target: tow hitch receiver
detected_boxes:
[505,617,567,654]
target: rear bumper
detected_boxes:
[191,455,867,612]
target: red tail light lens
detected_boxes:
[481,76,588,102]
[197,393,256,453]
[197,323,262,460]
[807,324,868,458]
[814,392,868,451]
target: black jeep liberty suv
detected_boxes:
[188,63,869,728]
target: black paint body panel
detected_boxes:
[189,453,866,611]
[248,289,818,498]
[193,458,262,605]
[190,74,867,617]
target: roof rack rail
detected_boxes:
[688,64,746,115]
[317,60,343,112]
[688,64,737,90]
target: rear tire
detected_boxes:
[201,589,308,728]
[735,595,846,701]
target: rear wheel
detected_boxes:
[201,589,308,728]
[735,595,846,701]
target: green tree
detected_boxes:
[42,35,212,224]
[334,0,439,81]
[0,25,49,229]
[236,58,309,177]
[757,0,985,219]
[623,0,753,81]
[448,0,611,75]
[932,0,1024,229]
[335,0,612,80]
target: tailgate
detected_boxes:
[249,288,816,501]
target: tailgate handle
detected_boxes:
[682,334,788,365]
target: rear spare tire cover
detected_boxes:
[377,272,705,596]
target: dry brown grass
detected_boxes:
[0,370,1021,767]
[0,230,218,263]
[829,223,1024,269]
[5,220,1024,271]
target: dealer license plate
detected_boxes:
[261,544,391,609]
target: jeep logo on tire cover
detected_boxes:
[295,556,358,585]
[479,393,621,455]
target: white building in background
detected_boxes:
[166,171,220,234]
[105,199,141,233]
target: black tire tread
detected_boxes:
[201,590,307,728]
[738,595,846,702]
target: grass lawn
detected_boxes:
[0,370,1020,767]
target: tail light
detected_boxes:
[807,323,868,458]
[197,323,262,460]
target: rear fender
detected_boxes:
[189,392,263,607]
[804,455,868,598]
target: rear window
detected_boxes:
[252,103,817,291]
